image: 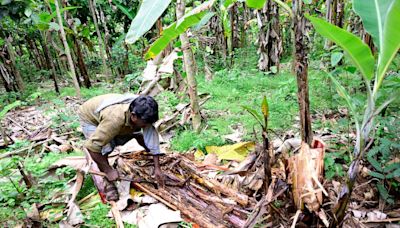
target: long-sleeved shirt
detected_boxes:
[78,94,160,155]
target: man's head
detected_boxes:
[129,95,159,128]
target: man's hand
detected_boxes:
[154,167,165,188]
[153,156,164,188]
[105,169,119,182]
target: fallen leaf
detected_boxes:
[58,144,72,153]
[40,208,64,222]
[276,138,301,154]
[119,138,146,154]
[26,203,40,222]
[49,144,61,152]
[206,142,255,162]
[367,210,387,221]
[49,156,87,172]
[66,202,84,226]
[203,153,218,166]
[138,203,182,228]
[352,209,367,219]
[194,149,205,160]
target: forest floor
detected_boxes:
[0,55,399,227]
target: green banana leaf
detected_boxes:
[246,0,267,9]
[125,0,172,44]
[192,11,215,31]
[145,11,207,59]
[353,0,393,51]
[377,0,400,87]
[306,15,375,81]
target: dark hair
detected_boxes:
[129,96,159,123]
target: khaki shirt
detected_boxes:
[78,94,160,154]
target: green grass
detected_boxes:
[169,60,348,152]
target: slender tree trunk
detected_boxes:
[293,0,312,145]
[257,0,281,72]
[41,32,60,94]
[55,0,81,97]
[99,6,112,62]
[177,0,202,132]
[73,37,91,88]
[5,36,24,91]
[240,2,248,48]
[88,0,111,80]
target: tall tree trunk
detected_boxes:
[5,36,24,91]
[55,0,81,97]
[257,0,281,72]
[240,2,249,48]
[177,0,202,132]
[41,32,60,94]
[293,0,312,145]
[99,6,112,62]
[88,0,111,80]
[73,37,91,88]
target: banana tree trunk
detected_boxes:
[177,0,202,132]
[40,32,60,94]
[73,37,91,88]
[0,62,15,92]
[26,38,41,70]
[293,0,312,145]
[55,0,81,97]
[28,37,46,70]
[257,0,281,73]
[88,0,111,81]
[5,36,24,92]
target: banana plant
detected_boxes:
[125,0,227,59]
[306,0,400,225]
[242,96,271,191]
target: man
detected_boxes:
[78,94,163,201]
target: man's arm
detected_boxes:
[142,125,164,187]
[88,149,118,181]
[84,116,123,182]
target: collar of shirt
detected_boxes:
[124,108,133,127]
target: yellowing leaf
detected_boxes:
[40,208,63,222]
[130,188,144,198]
[206,142,255,162]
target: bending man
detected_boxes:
[78,94,163,201]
